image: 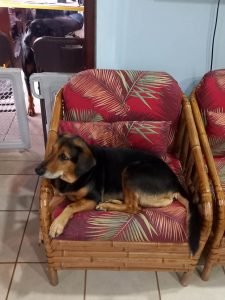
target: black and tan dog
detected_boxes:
[35,135,201,254]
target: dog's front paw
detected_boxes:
[96,203,108,211]
[49,218,66,238]
[27,106,36,117]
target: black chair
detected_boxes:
[33,36,85,73]
[0,31,14,67]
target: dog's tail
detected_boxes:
[188,200,201,255]
[177,183,201,255]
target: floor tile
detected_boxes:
[0,160,38,175]
[0,134,45,162]
[29,134,45,159]
[158,268,225,300]
[0,175,38,211]
[18,212,47,262]
[0,112,15,135]
[86,270,159,300]
[28,113,43,136]
[0,264,14,300]
[0,211,28,262]
[4,114,20,140]
[8,263,85,300]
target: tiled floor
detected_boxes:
[1,100,225,300]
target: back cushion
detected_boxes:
[196,69,225,115]
[195,69,225,155]
[63,69,183,151]
[59,120,171,156]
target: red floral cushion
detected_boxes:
[59,120,171,155]
[62,69,183,149]
[206,111,225,156]
[52,155,188,243]
[196,69,225,114]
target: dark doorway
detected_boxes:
[84,0,96,69]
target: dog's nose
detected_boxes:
[35,165,46,176]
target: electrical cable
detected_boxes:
[210,0,221,71]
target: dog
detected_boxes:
[22,13,84,116]
[35,135,201,254]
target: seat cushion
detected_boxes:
[52,154,188,244]
[58,120,171,156]
[63,69,183,149]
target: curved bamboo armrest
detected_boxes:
[39,88,64,249]
[190,90,225,248]
[175,96,213,253]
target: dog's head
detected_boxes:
[23,19,55,47]
[35,135,96,183]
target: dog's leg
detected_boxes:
[25,72,36,117]
[96,188,140,214]
[49,199,96,238]
[96,168,141,213]
[22,48,36,116]
[49,195,66,213]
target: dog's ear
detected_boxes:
[73,137,96,176]
[25,20,32,32]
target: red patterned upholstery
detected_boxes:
[196,69,225,156]
[213,157,225,191]
[59,120,171,156]
[206,111,225,156]
[196,69,225,114]
[63,69,183,150]
[53,69,188,244]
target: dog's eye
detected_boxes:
[59,153,70,161]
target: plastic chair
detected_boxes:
[0,31,14,67]
[32,36,85,145]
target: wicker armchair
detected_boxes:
[39,69,212,286]
[190,69,225,281]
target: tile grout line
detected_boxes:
[29,176,40,211]
[2,114,17,143]
[83,269,87,300]
[155,272,162,300]
[5,177,39,299]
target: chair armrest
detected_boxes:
[190,90,225,248]
[39,88,64,252]
[39,178,54,253]
[175,95,213,252]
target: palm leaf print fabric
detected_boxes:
[196,70,225,156]
[63,69,182,149]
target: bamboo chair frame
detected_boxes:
[39,89,213,286]
[190,90,225,281]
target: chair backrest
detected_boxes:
[33,36,85,73]
[61,69,183,154]
[0,31,14,67]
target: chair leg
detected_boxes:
[48,267,58,286]
[201,260,213,281]
[179,271,193,286]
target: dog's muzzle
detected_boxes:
[35,164,46,176]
